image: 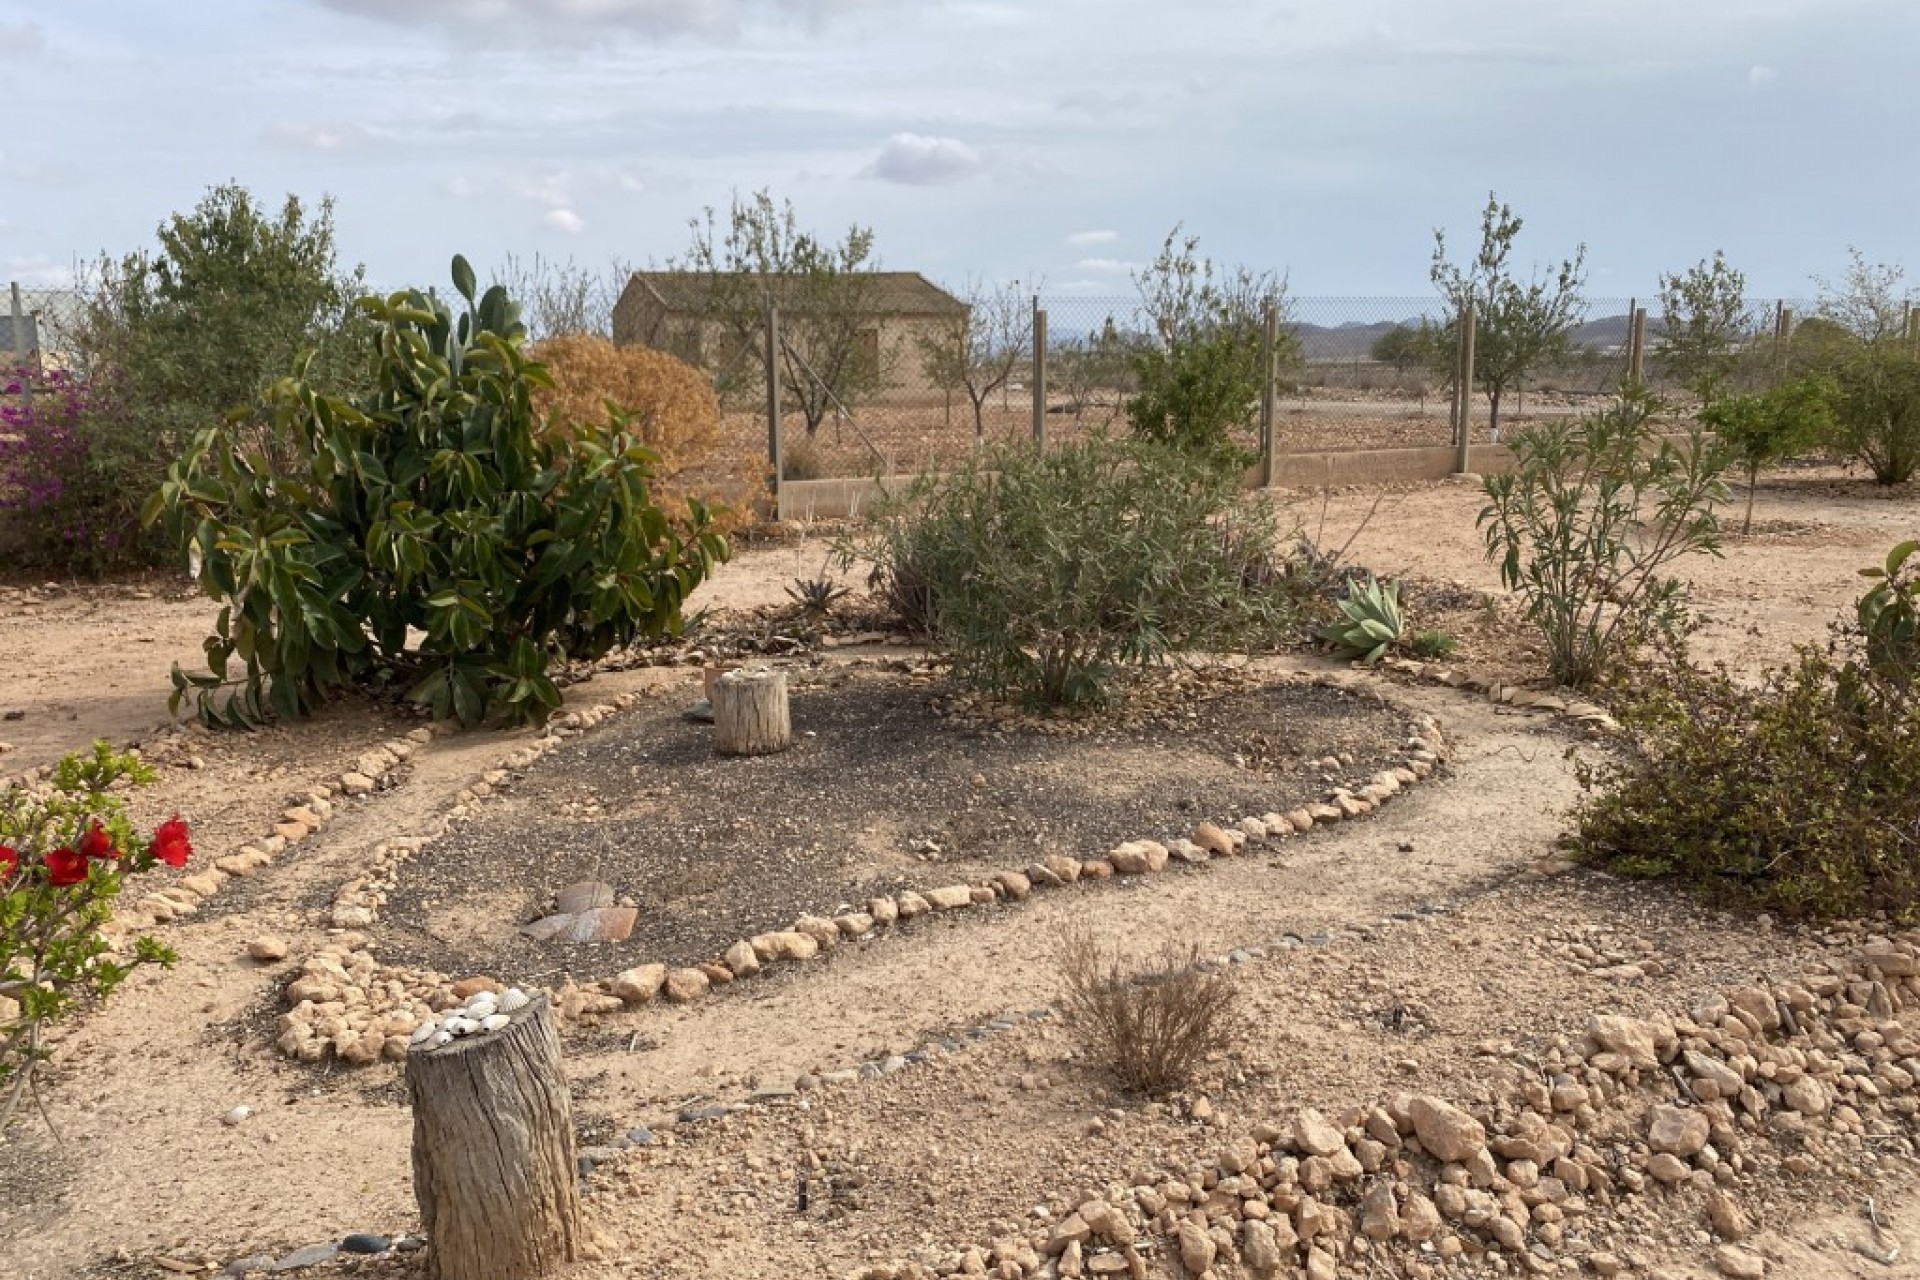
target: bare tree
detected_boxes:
[491,253,630,341]
[672,189,884,437]
[918,278,1035,443]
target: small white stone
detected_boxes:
[221,1105,253,1127]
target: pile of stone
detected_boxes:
[849,932,1920,1280]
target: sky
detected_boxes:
[1,0,1915,308]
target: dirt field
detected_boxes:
[1,461,1916,1280]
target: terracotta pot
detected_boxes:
[702,663,742,701]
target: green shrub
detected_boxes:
[1479,389,1727,687]
[1698,375,1834,532]
[1858,539,1919,697]
[1410,629,1459,659]
[148,256,727,729]
[1576,558,1920,919]
[69,184,368,572]
[2,743,186,1130]
[1825,340,1920,485]
[1320,575,1405,664]
[1126,324,1267,470]
[850,435,1293,707]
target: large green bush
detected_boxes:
[1825,340,1920,485]
[1479,389,1727,687]
[66,184,367,571]
[851,435,1293,707]
[148,257,727,728]
[1576,548,1920,920]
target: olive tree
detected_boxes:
[1430,193,1588,435]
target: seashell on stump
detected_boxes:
[500,987,530,1013]
[481,1013,511,1032]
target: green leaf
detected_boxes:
[451,254,477,304]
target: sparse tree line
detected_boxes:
[3,182,1916,586]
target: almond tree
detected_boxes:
[917,278,1033,443]
[1430,193,1588,435]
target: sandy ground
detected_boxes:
[0,462,1916,1279]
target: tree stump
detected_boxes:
[406,996,582,1280]
[713,666,792,756]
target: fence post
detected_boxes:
[764,296,782,516]
[1906,303,1919,353]
[1453,303,1476,475]
[1259,303,1278,488]
[8,283,33,418]
[1776,305,1794,380]
[1031,295,1047,447]
[1627,306,1648,385]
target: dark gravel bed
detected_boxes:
[372,666,1412,983]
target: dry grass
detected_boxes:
[1056,922,1241,1096]
[530,335,766,531]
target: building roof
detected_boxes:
[621,271,967,318]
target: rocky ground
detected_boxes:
[0,462,1917,1280]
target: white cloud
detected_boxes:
[0,22,46,56]
[516,172,575,207]
[1748,65,1778,86]
[1067,230,1119,247]
[1074,257,1138,273]
[544,208,587,233]
[312,0,878,41]
[262,121,370,152]
[865,132,984,185]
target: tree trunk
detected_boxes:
[407,996,582,1280]
[713,666,792,756]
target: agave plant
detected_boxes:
[1320,574,1405,664]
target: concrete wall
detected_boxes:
[773,443,1529,521]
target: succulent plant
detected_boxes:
[1320,574,1405,664]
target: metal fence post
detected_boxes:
[764,296,782,514]
[1259,303,1278,488]
[1031,296,1047,447]
[1453,303,1476,475]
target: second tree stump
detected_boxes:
[712,666,791,756]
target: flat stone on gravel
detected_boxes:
[271,1243,338,1270]
[246,936,289,962]
[1715,1245,1766,1278]
[925,884,974,910]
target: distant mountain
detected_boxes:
[1292,311,1646,361]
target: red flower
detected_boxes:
[79,821,119,860]
[0,845,18,878]
[149,816,192,870]
[45,847,89,887]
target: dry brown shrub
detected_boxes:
[529,334,764,531]
[1056,922,1241,1095]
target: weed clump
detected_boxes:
[1056,924,1241,1096]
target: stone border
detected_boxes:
[271,674,1451,1067]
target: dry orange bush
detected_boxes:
[530,335,764,531]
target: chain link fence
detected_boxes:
[0,267,1847,491]
[1,284,87,372]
